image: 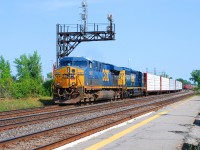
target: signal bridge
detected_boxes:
[56,21,115,66]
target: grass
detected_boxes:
[0,96,55,112]
[197,89,200,95]
[193,88,200,95]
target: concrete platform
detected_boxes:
[56,95,200,150]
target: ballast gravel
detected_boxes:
[0,92,192,143]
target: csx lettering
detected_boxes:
[102,69,109,81]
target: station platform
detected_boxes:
[56,95,200,150]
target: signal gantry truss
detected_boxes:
[56,22,115,66]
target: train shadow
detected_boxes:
[38,98,55,106]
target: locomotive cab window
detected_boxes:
[73,61,87,67]
[60,61,72,67]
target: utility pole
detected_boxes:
[81,0,88,32]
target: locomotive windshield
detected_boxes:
[60,60,88,68]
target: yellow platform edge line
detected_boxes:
[85,111,168,150]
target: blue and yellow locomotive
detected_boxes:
[53,57,145,104]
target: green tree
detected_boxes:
[176,78,191,85]
[29,51,43,82]
[14,54,30,80]
[42,72,53,96]
[190,70,200,87]
[47,72,53,79]
[14,51,42,81]
[0,56,13,98]
[161,72,172,79]
[13,51,44,98]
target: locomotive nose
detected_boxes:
[54,66,84,88]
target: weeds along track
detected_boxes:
[0,91,194,150]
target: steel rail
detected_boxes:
[0,93,194,149]
[0,105,71,118]
[0,91,186,119]
[37,93,194,150]
[0,92,173,121]
[0,94,174,131]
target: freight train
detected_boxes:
[53,57,182,104]
[183,84,196,90]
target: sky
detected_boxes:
[0,0,199,80]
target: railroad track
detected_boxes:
[0,91,194,150]
[0,91,187,120]
[0,105,76,119]
[0,92,189,131]
[0,91,186,119]
[0,100,148,131]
